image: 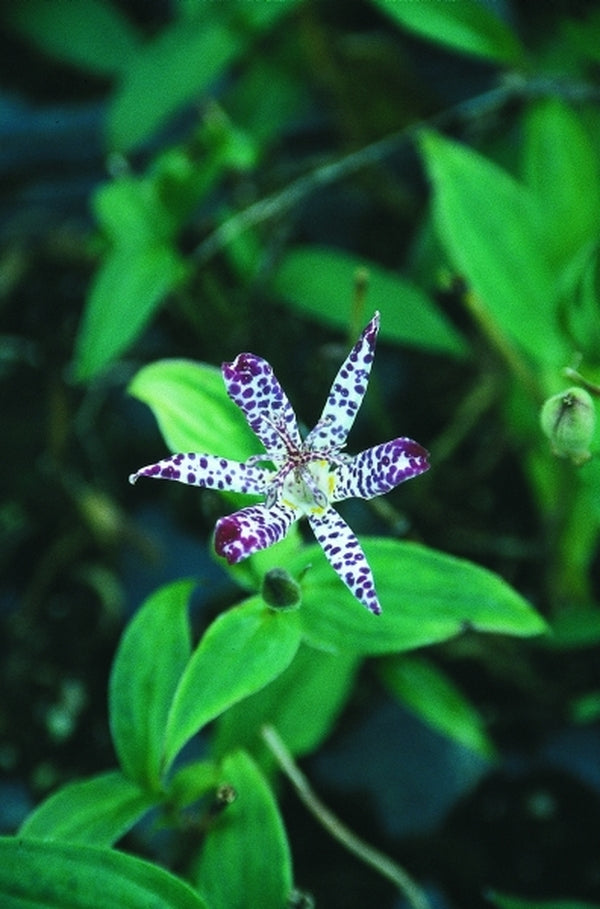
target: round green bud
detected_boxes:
[261,568,302,611]
[540,386,596,465]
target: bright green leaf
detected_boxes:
[167,760,219,810]
[380,655,496,758]
[421,130,565,365]
[19,771,155,846]
[74,244,188,382]
[192,750,293,909]
[522,99,600,267]
[371,0,524,64]
[490,894,600,909]
[0,837,207,909]
[213,643,360,759]
[128,359,258,459]
[274,245,468,359]
[107,20,244,151]
[109,580,193,788]
[164,597,302,771]
[3,0,141,76]
[290,539,547,655]
[92,177,169,248]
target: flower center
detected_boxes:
[280,459,335,515]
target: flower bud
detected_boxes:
[261,568,302,611]
[540,387,596,465]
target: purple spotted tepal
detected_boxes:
[129,313,429,614]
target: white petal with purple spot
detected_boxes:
[332,438,429,501]
[129,452,271,495]
[214,501,298,564]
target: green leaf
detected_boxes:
[167,760,219,810]
[109,580,193,788]
[19,771,155,846]
[490,894,600,909]
[371,0,524,64]
[107,19,244,151]
[0,837,207,909]
[74,244,188,381]
[274,245,468,359]
[522,99,600,268]
[213,643,360,759]
[128,359,258,459]
[420,130,565,366]
[192,750,293,909]
[380,655,496,758]
[289,539,547,655]
[3,0,141,76]
[92,177,170,248]
[164,597,302,771]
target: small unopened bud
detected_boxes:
[261,568,302,611]
[540,387,596,465]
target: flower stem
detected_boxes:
[261,724,431,909]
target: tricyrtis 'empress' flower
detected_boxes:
[129,313,429,614]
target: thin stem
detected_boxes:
[261,724,431,909]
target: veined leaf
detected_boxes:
[192,750,293,909]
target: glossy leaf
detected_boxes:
[380,655,495,758]
[164,597,302,771]
[108,19,243,151]
[421,130,565,366]
[19,771,154,846]
[128,359,258,460]
[371,0,523,64]
[0,837,207,909]
[4,0,140,76]
[213,643,360,759]
[74,244,188,381]
[109,579,193,788]
[274,245,468,359]
[522,99,600,267]
[290,539,547,655]
[192,750,293,909]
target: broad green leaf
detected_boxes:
[213,643,359,759]
[289,539,547,655]
[420,130,566,366]
[128,359,258,459]
[3,0,140,76]
[371,0,524,64]
[92,177,170,248]
[167,760,219,810]
[164,597,302,771]
[19,771,154,846]
[108,20,244,151]
[74,244,188,381]
[490,895,600,909]
[380,655,495,758]
[544,605,600,649]
[192,750,293,909]
[274,245,468,359]
[109,580,193,788]
[0,837,207,909]
[522,99,600,267]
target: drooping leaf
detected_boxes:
[109,579,193,788]
[128,359,258,460]
[192,750,293,909]
[74,244,188,382]
[163,597,302,771]
[3,0,141,76]
[290,539,547,655]
[19,771,155,846]
[213,643,360,759]
[274,245,468,359]
[371,0,524,64]
[420,130,566,366]
[0,837,207,909]
[380,655,496,758]
[522,99,600,268]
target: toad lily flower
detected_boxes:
[129,312,429,614]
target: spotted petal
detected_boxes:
[331,437,429,502]
[129,452,271,495]
[305,312,380,452]
[214,501,298,564]
[222,353,301,460]
[308,508,381,614]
